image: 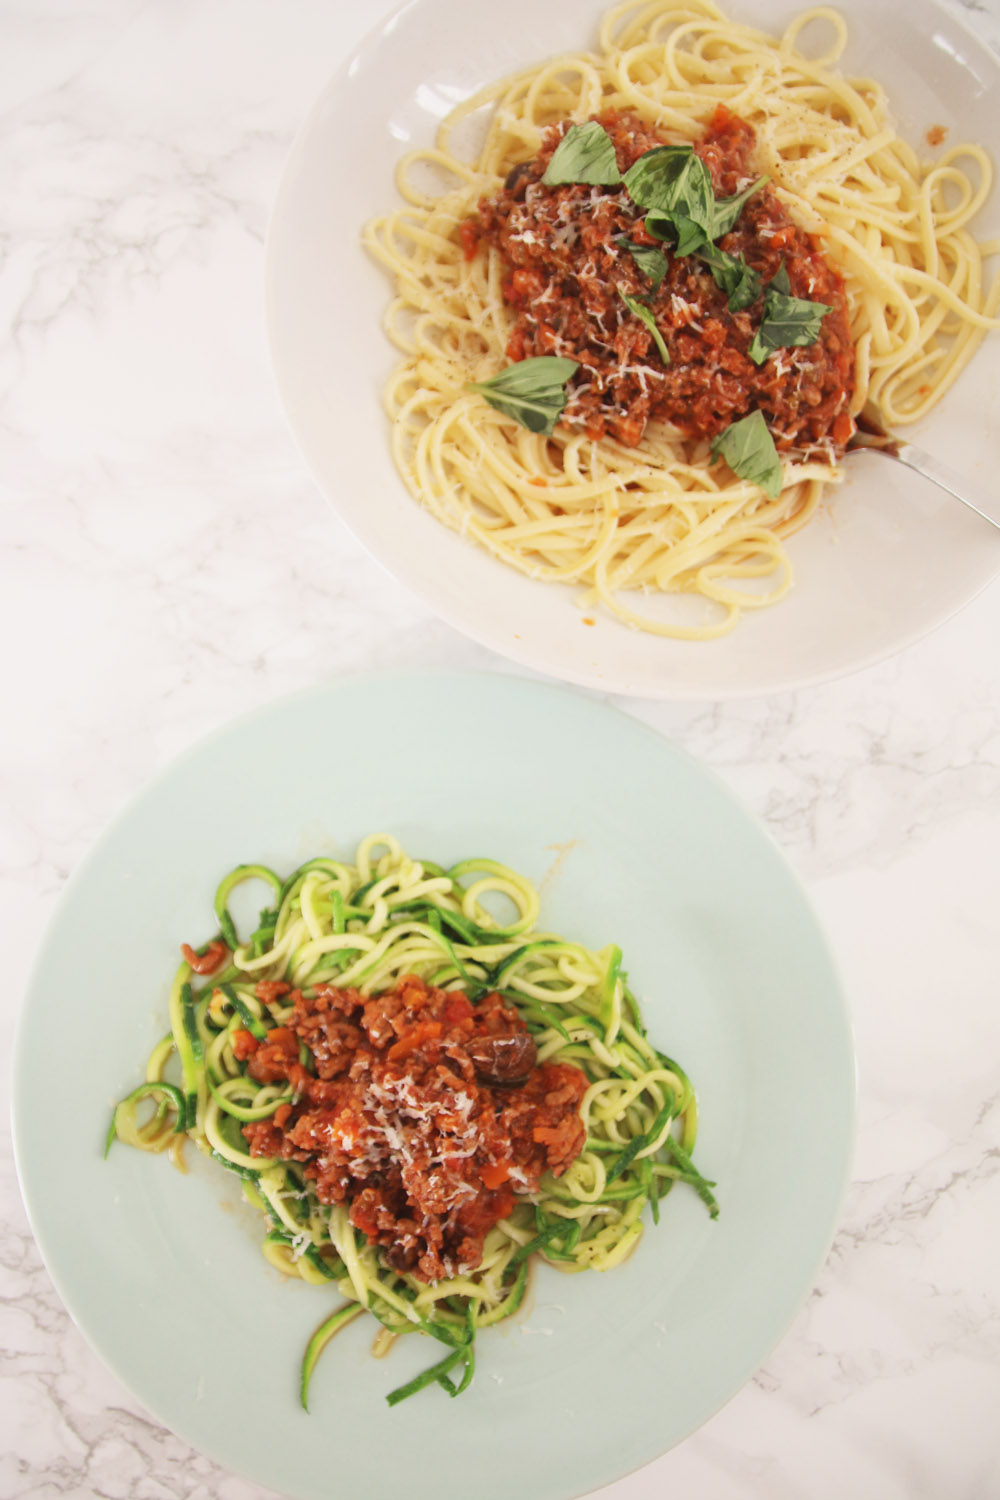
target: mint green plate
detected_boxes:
[13,673,855,1500]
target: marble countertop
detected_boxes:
[2,2,999,1496]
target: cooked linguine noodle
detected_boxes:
[363,0,1000,638]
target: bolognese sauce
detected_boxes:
[239,975,588,1283]
[474,105,855,455]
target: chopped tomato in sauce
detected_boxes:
[181,940,228,974]
[255,980,291,1005]
[231,1028,259,1060]
[242,974,588,1282]
[474,106,855,457]
[458,218,480,261]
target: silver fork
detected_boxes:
[846,412,1000,533]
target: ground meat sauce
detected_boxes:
[475,106,855,455]
[239,975,588,1282]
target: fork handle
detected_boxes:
[889,438,1000,533]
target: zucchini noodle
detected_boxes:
[107,835,716,1407]
[363,0,999,638]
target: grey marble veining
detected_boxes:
[2,2,1000,1497]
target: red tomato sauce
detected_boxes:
[475,106,855,455]
[241,974,588,1282]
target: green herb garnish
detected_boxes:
[541,121,622,187]
[709,410,783,498]
[621,240,669,290]
[618,290,670,365]
[646,210,711,257]
[747,263,831,366]
[697,243,762,311]
[466,356,579,434]
[625,144,767,257]
[624,146,715,237]
[626,148,714,255]
[711,175,769,238]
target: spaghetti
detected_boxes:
[107,835,715,1407]
[363,0,1000,638]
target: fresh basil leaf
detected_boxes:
[709,410,783,498]
[672,214,711,257]
[541,121,622,187]
[624,145,714,228]
[644,209,710,257]
[710,175,768,238]
[642,209,674,243]
[629,147,769,259]
[770,262,791,296]
[697,243,762,311]
[618,290,670,365]
[747,267,832,365]
[467,391,562,434]
[648,209,717,259]
[466,355,579,435]
[469,356,578,396]
[622,241,669,290]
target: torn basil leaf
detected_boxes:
[644,209,709,257]
[709,410,783,498]
[748,265,832,365]
[625,144,768,257]
[624,145,714,235]
[622,241,669,290]
[618,290,670,365]
[697,243,762,311]
[466,356,579,434]
[541,121,622,187]
[711,175,768,238]
[673,213,712,257]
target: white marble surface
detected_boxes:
[3,2,1000,1497]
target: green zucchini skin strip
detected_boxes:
[105,1080,187,1156]
[602,944,623,1016]
[166,974,202,1131]
[301,1303,366,1411]
[606,1095,677,1184]
[207,1073,292,1123]
[110,837,716,1412]
[265,1230,339,1280]
[219,983,269,1039]
[214,864,283,950]
[509,1218,568,1266]
[209,1148,260,1181]
[663,1135,719,1217]
[386,1346,466,1407]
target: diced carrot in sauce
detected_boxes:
[388,1020,442,1062]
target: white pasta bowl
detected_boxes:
[266,0,1000,699]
